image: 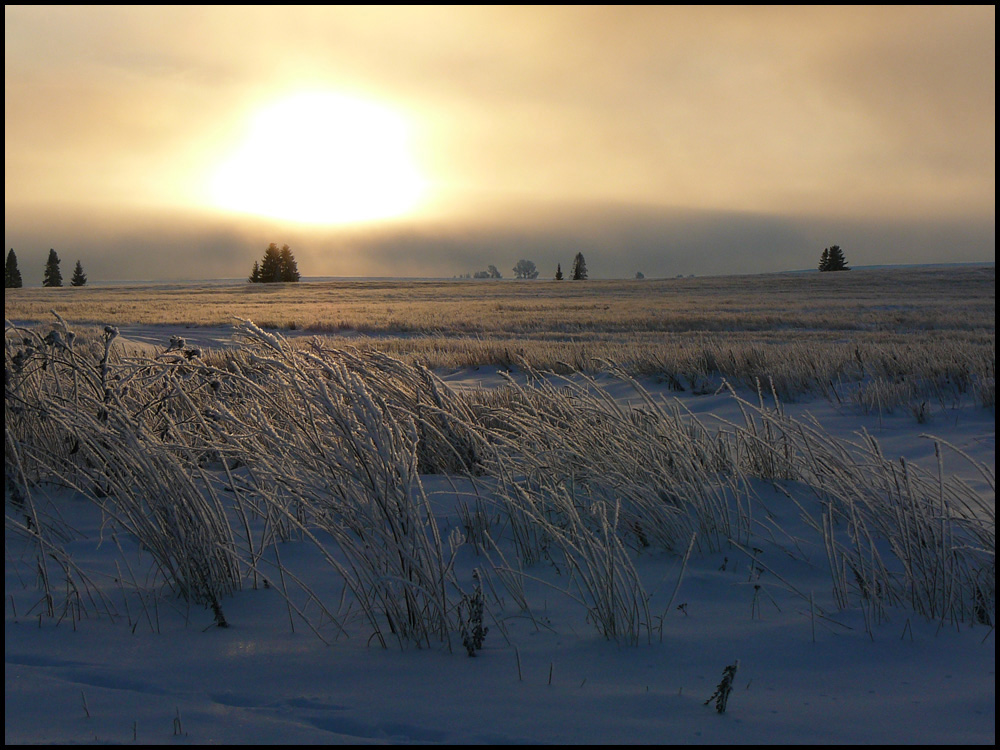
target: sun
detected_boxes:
[209,92,427,225]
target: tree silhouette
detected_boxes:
[473,265,502,279]
[818,245,849,272]
[554,263,563,281]
[571,252,588,280]
[70,260,87,287]
[512,259,539,279]
[251,243,300,283]
[279,245,300,282]
[259,244,283,282]
[5,249,23,288]
[43,249,63,287]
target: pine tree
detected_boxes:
[827,245,849,271]
[279,245,300,282]
[43,249,63,287]
[252,243,301,283]
[258,243,283,283]
[70,260,87,286]
[818,248,830,272]
[554,263,564,281]
[571,252,588,280]
[819,245,849,272]
[5,249,23,288]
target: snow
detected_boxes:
[5,344,995,745]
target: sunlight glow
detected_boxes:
[210,92,427,225]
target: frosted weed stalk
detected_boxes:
[722,390,995,626]
[705,660,739,713]
[185,322,477,647]
[460,569,489,655]
[5,320,245,622]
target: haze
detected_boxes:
[4,6,995,281]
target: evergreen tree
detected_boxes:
[279,245,300,282]
[258,243,284,283]
[251,243,301,283]
[554,263,563,281]
[819,245,849,272]
[827,245,849,271]
[5,249,23,288]
[571,252,588,280]
[43,249,63,287]
[70,260,87,286]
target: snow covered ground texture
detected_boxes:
[5,331,995,745]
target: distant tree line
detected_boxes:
[476,265,503,279]
[5,248,87,288]
[458,252,591,281]
[554,253,588,280]
[249,244,301,283]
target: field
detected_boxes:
[5,265,995,744]
[6,265,995,405]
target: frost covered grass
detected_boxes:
[4,304,995,743]
[6,318,994,633]
[6,266,994,420]
[4,265,994,336]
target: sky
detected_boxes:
[4,6,995,281]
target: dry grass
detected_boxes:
[6,317,994,648]
[8,265,991,414]
[5,265,994,337]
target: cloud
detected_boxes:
[9,200,988,283]
[337,204,993,279]
[5,7,994,280]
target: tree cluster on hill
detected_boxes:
[249,244,300,283]
[7,249,87,288]
[512,259,539,279]
[552,253,588,280]
[469,265,502,279]
[818,245,850,272]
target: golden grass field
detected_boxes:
[5,264,995,407]
[3,265,992,333]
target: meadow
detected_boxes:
[4,265,995,743]
[5,265,995,407]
